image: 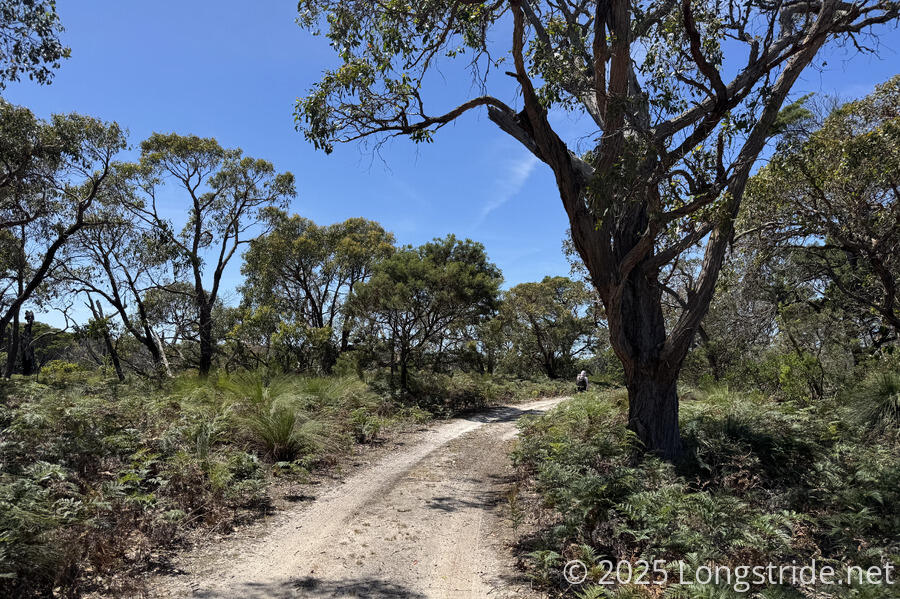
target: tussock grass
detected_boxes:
[0,367,569,596]
[850,372,900,437]
[0,370,409,597]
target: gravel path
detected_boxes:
[148,397,566,598]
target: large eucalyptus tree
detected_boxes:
[295,0,899,457]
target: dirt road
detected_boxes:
[149,397,566,598]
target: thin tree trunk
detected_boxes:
[90,299,125,382]
[400,354,409,392]
[4,249,24,379]
[152,330,173,378]
[20,311,35,376]
[389,332,397,391]
[399,337,411,392]
[4,309,20,378]
[198,301,213,378]
[105,333,125,381]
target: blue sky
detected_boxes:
[4,2,899,321]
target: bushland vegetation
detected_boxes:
[2,2,900,597]
[0,97,584,596]
[510,80,900,598]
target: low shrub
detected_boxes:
[0,371,421,597]
[513,387,900,598]
[402,372,572,417]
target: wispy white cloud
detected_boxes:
[473,153,539,228]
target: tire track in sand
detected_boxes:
[150,397,566,599]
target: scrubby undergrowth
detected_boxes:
[0,369,566,597]
[513,381,900,598]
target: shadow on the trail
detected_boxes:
[426,493,494,512]
[293,576,427,597]
[460,401,561,425]
[425,472,511,513]
[283,493,316,503]
[189,576,427,598]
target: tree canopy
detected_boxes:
[350,235,502,390]
[1,101,125,375]
[122,133,297,377]
[294,0,900,458]
[500,276,600,378]
[744,75,900,339]
[240,211,395,372]
[0,0,68,88]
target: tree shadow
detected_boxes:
[424,472,512,513]
[283,493,317,503]
[460,404,552,424]
[190,576,428,598]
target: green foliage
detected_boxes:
[1,100,127,354]
[241,404,326,462]
[223,374,331,462]
[849,372,900,437]
[499,276,602,379]
[38,359,83,377]
[527,549,563,587]
[0,371,427,596]
[768,350,825,404]
[402,371,571,417]
[350,234,502,390]
[743,76,900,340]
[0,0,70,88]
[112,133,298,376]
[293,0,898,459]
[349,407,383,443]
[0,461,82,588]
[239,210,395,373]
[514,386,900,597]
[767,94,814,138]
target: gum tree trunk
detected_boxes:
[608,233,683,460]
[20,311,35,376]
[625,369,681,459]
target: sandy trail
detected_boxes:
[149,397,566,598]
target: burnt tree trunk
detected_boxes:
[20,311,35,376]
[197,299,213,378]
[4,309,19,378]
